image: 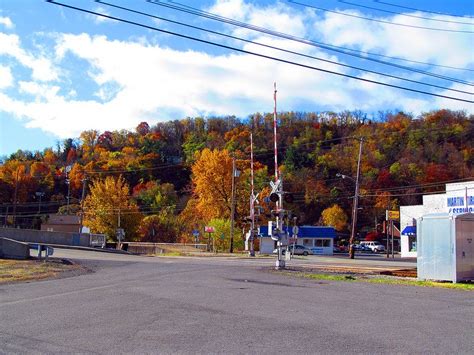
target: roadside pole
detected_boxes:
[391,220,394,259]
[229,157,236,253]
[348,138,363,259]
[78,176,88,234]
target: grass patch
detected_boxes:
[0,259,78,284]
[299,273,357,282]
[286,271,474,291]
[365,277,474,290]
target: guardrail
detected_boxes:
[121,242,207,255]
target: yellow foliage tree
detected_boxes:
[321,204,348,231]
[191,149,235,221]
[83,175,142,241]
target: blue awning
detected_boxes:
[401,226,416,235]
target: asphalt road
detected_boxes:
[1,250,472,354]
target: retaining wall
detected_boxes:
[0,227,91,247]
[0,237,30,259]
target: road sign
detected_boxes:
[116,228,125,242]
[386,210,400,221]
[192,230,200,237]
[269,179,281,193]
[204,226,215,233]
[292,226,299,235]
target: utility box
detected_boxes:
[417,213,474,283]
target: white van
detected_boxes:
[360,241,385,252]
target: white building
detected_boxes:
[400,181,474,258]
[258,225,336,255]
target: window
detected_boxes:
[303,239,312,247]
[315,239,331,247]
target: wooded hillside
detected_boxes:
[1,109,472,245]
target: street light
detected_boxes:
[35,192,45,214]
[336,173,354,182]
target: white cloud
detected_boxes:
[0,65,13,88]
[0,0,472,142]
[209,0,311,38]
[88,6,116,24]
[0,33,58,81]
[314,10,474,69]
[0,16,14,29]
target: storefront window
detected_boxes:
[315,239,331,247]
[303,239,312,247]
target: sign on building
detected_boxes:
[386,210,400,221]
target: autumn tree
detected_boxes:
[137,212,180,243]
[133,180,178,213]
[321,204,348,231]
[83,175,142,241]
[191,148,235,221]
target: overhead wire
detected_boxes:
[45,1,474,103]
[151,0,474,84]
[373,0,474,19]
[96,0,472,96]
[288,0,474,33]
[337,0,474,25]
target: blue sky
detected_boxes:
[0,0,473,157]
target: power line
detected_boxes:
[151,0,474,84]
[288,0,474,33]
[338,0,474,25]
[373,0,474,19]
[96,0,473,96]
[43,1,473,102]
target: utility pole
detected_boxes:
[78,176,88,234]
[4,205,8,227]
[12,167,19,228]
[65,165,72,214]
[248,131,256,257]
[229,156,236,253]
[349,138,363,259]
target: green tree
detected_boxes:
[138,212,179,243]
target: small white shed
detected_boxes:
[417,213,474,283]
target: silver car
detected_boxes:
[288,244,313,256]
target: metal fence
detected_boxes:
[122,242,207,255]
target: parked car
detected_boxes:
[289,245,313,256]
[359,241,386,253]
[273,245,313,256]
[353,244,372,252]
[334,245,348,253]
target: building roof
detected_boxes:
[258,225,336,238]
[44,214,80,225]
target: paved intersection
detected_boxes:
[0,250,471,354]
